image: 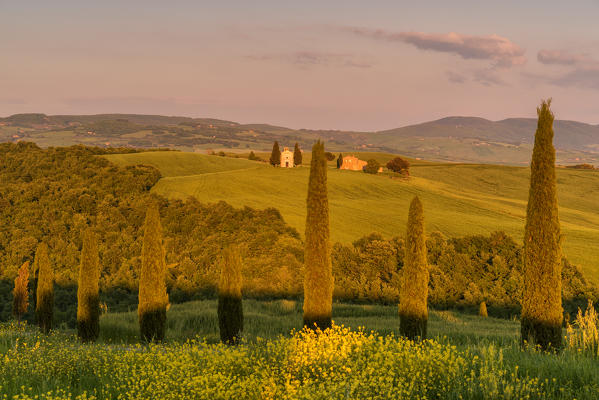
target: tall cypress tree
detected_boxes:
[270,141,281,166]
[138,202,169,342]
[293,142,302,166]
[35,243,53,334]
[336,153,343,169]
[303,140,333,330]
[521,99,563,351]
[77,228,101,342]
[217,245,244,344]
[399,196,428,340]
[12,261,30,321]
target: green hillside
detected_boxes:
[104,151,599,281]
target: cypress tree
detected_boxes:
[35,243,54,334]
[293,142,302,166]
[269,141,281,166]
[217,245,244,344]
[12,261,30,321]
[138,202,169,342]
[479,301,488,317]
[303,140,333,330]
[336,153,343,169]
[77,228,101,342]
[521,99,563,351]
[399,196,428,340]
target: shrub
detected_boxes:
[566,299,599,356]
[521,99,563,351]
[217,246,244,344]
[324,152,336,161]
[138,202,169,342]
[77,228,100,342]
[303,141,333,330]
[248,151,258,161]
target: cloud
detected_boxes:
[537,49,599,89]
[537,49,593,66]
[247,51,372,69]
[446,70,467,84]
[346,28,526,68]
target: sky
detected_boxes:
[2,0,599,130]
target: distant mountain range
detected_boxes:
[2,113,599,165]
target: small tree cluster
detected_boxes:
[386,157,410,175]
[324,152,336,162]
[363,159,380,174]
[218,245,244,344]
[248,151,259,161]
[12,261,30,321]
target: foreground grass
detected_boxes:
[1,322,599,399]
[104,151,599,282]
[2,301,599,399]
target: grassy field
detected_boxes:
[103,151,599,282]
[2,300,599,399]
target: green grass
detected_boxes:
[103,151,599,282]
[97,299,517,345]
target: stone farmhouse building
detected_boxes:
[340,155,367,171]
[280,147,294,168]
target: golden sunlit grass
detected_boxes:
[104,151,599,282]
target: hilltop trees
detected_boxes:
[303,141,333,330]
[270,141,281,166]
[399,197,429,340]
[35,243,54,334]
[139,202,169,342]
[293,143,302,166]
[218,246,244,344]
[387,157,410,175]
[336,154,343,169]
[12,261,29,321]
[521,99,563,351]
[77,228,101,342]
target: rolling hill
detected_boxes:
[4,113,599,165]
[103,151,599,282]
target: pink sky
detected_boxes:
[2,1,599,130]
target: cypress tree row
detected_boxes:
[303,140,333,330]
[521,99,563,351]
[35,242,54,334]
[138,202,169,342]
[217,245,244,344]
[12,261,30,321]
[77,228,101,342]
[270,141,281,166]
[399,196,429,340]
[293,142,302,166]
